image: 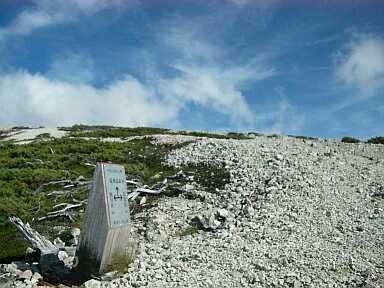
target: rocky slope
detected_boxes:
[1,133,384,287]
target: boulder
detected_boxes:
[82,279,101,288]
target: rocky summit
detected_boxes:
[1,131,384,288]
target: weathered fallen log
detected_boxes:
[8,216,57,255]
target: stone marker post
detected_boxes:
[75,163,130,276]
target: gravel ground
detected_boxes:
[111,135,384,288]
[2,135,384,287]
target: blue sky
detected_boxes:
[0,0,383,138]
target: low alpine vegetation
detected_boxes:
[367,136,384,144]
[341,137,361,143]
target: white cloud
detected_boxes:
[0,0,133,41]
[335,34,384,97]
[0,71,178,127]
[0,63,268,127]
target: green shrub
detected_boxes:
[226,132,251,140]
[68,126,169,138]
[35,133,51,139]
[367,136,384,144]
[341,137,361,143]
[58,230,74,245]
[11,126,31,130]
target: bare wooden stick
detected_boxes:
[38,201,86,222]
[47,203,84,215]
[72,198,86,204]
[126,180,141,186]
[34,178,90,196]
[127,191,141,201]
[38,211,75,222]
[47,190,69,197]
[33,180,72,194]
[134,187,165,194]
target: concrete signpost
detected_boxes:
[76,163,131,275]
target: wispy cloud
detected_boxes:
[46,52,96,84]
[335,33,384,97]
[0,0,133,41]
[159,65,261,125]
[156,22,276,126]
[253,86,305,135]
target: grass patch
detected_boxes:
[106,240,137,273]
[0,222,29,262]
[185,162,230,193]
[177,226,199,237]
[35,133,51,139]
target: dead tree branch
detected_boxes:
[33,177,90,195]
[38,201,86,222]
[9,216,57,255]
[127,170,185,201]
[33,180,72,195]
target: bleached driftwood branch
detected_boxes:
[38,200,86,222]
[127,170,185,201]
[9,216,57,255]
[82,162,96,167]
